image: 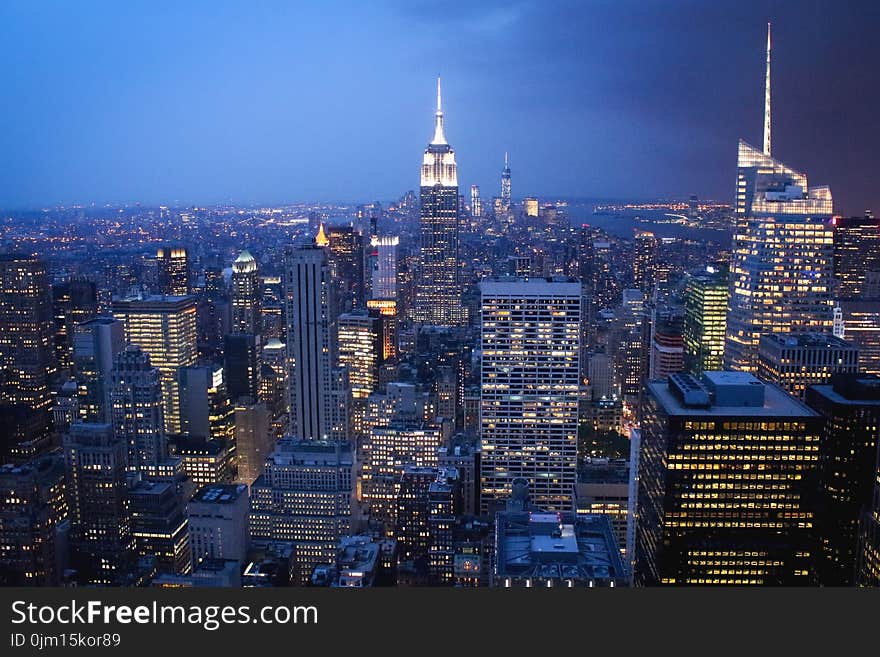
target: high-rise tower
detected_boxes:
[724,28,834,372]
[412,77,466,326]
[231,250,261,335]
[501,152,511,211]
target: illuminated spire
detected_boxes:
[315,222,329,247]
[763,22,772,156]
[431,75,447,145]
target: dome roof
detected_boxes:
[232,249,257,272]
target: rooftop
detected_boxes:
[495,511,627,584]
[191,483,248,504]
[651,371,818,418]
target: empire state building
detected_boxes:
[412,77,467,326]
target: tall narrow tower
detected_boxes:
[763,22,772,156]
[412,77,466,326]
[501,152,511,211]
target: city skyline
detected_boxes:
[1,1,879,215]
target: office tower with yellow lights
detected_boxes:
[683,267,728,375]
[479,277,581,513]
[0,253,55,462]
[725,26,835,372]
[0,454,67,586]
[362,421,444,528]
[112,294,198,434]
[337,309,383,400]
[413,77,467,326]
[248,439,353,584]
[523,197,539,218]
[156,246,190,296]
[804,375,880,586]
[635,371,823,585]
[64,422,134,585]
[231,250,261,335]
[757,332,860,400]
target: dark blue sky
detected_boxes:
[1,0,877,214]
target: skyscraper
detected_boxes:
[480,278,581,513]
[725,29,835,372]
[249,439,353,584]
[500,152,511,212]
[833,213,880,299]
[633,230,658,292]
[682,267,728,375]
[112,295,198,434]
[283,244,335,440]
[412,77,466,327]
[470,184,482,218]
[805,375,880,586]
[0,253,54,461]
[371,236,399,301]
[757,332,860,400]
[156,246,190,296]
[337,309,383,400]
[636,372,822,585]
[0,454,67,586]
[231,250,261,335]
[73,317,124,423]
[325,224,365,316]
[109,345,166,474]
[64,423,133,585]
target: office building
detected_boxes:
[168,436,234,488]
[636,371,823,585]
[231,250,261,335]
[725,30,834,371]
[109,345,166,473]
[64,423,133,585]
[834,213,880,299]
[363,422,444,527]
[73,317,125,423]
[370,236,399,301]
[112,295,198,434]
[233,400,271,487]
[129,480,191,575]
[249,439,353,584]
[187,483,249,566]
[0,454,67,586]
[683,267,728,375]
[156,246,190,296]
[649,309,685,381]
[758,332,860,399]
[805,375,880,585]
[51,278,98,374]
[338,309,383,399]
[283,244,337,441]
[326,224,365,316]
[412,78,466,326]
[224,332,260,402]
[177,364,234,443]
[0,253,54,461]
[633,230,658,292]
[470,184,482,218]
[480,278,581,513]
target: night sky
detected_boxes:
[1,0,877,214]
